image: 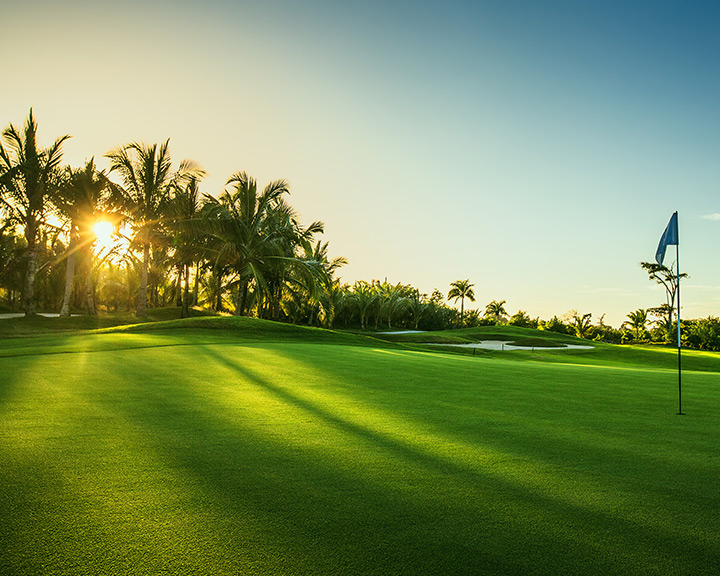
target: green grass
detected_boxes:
[2,318,720,574]
[0,306,220,338]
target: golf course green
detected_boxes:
[1,317,719,575]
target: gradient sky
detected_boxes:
[4,0,720,326]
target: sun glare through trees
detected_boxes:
[92,220,114,250]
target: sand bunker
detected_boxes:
[435,340,594,351]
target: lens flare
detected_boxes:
[92,220,114,247]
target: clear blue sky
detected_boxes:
[4,0,720,326]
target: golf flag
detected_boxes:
[656,211,678,266]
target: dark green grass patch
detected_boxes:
[2,327,720,574]
[367,331,470,344]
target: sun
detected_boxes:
[92,220,115,248]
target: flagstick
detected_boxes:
[677,234,683,415]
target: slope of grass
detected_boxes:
[0,306,219,338]
[2,320,720,574]
[0,316,386,359]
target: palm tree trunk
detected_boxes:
[236,279,248,316]
[192,261,199,306]
[60,231,77,317]
[137,242,149,319]
[215,269,223,311]
[181,264,190,318]
[23,244,38,316]
[85,251,97,315]
[175,263,183,307]
[273,284,282,320]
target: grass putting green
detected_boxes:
[1,318,719,575]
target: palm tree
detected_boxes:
[624,308,648,342]
[640,261,688,343]
[167,176,206,318]
[0,228,25,308]
[484,299,508,324]
[407,289,427,330]
[379,281,411,329]
[54,159,117,316]
[569,311,593,339]
[351,280,378,330]
[298,239,347,325]
[0,109,70,315]
[448,279,476,325]
[317,279,347,329]
[202,172,295,316]
[106,140,203,319]
[263,205,325,321]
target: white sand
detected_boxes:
[430,340,594,351]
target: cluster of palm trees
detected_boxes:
[0,110,346,320]
[0,110,69,315]
[304,280,455,330]
[0,111,485,329]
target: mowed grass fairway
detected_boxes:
[2,319,720,575]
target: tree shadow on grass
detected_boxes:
[273,343,720,484]
[3,342,719,575]
[184,344,720,576]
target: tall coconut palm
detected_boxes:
[54,159,117,316]
[263,204,325,321]
[203,172,303,316]
[106,140,203,319]
[448,279,476,325]
[0,109,70,315]
[167,176,206,317]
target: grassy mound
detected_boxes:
[0,306,219,338]
[0,315,388,359]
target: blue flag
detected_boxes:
[655,212,678,266]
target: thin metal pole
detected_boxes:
[677,218,683,415]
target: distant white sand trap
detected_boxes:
[377,330,426,334]
[433,340,594,351]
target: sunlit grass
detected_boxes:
[1,323,720,574]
